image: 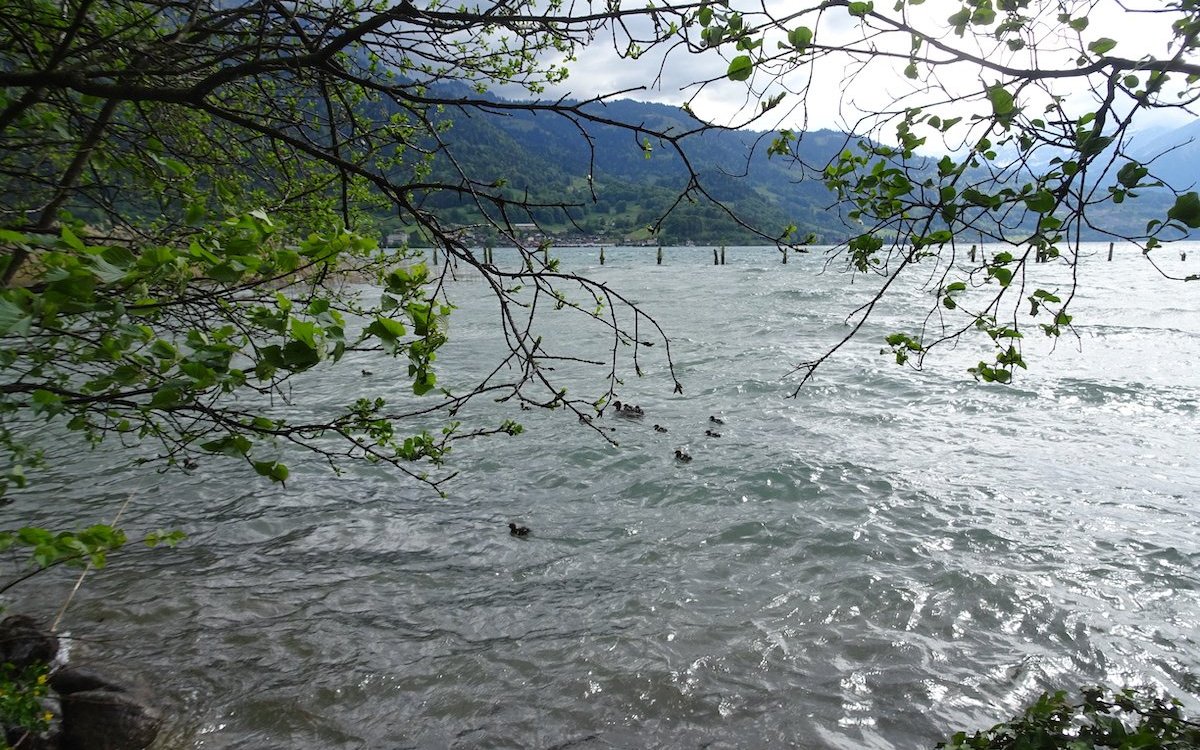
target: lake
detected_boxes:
[7,243,1199,749]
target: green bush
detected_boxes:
[940,687,1200,749]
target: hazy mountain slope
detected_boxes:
[386,88,1197,244]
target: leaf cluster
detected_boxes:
[940,687,1200,750]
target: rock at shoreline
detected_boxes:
[49,667,125,696]
[0,616,162,750]
[59,688,162,750]
[0,615,59,671]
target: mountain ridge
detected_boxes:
[384,88,1195,245]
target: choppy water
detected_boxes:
[5,244,1200,749]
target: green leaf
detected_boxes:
[367,315,407,347]
[150,386,185,409]
[31,390,64,418]
[253,461,289,483]
[787,26,813,50]
[726,55,753,81]
[847,1,873,16]
[989,267,1013,286]
[987,85,1015,116]
[411,370,437,396]
[85,254,128,283]
[60,225,85,251]
[0,295,31,336]
[1025,190,1055,213]
[185,202,205,225]
[1088,38,1116,55]
[279,341,320,371]
[200,434,253,457]
[948,7,971,35]
[1117,161,1148,188]
[150,339,178,360]
[0,228,28,244]
[290,318,318,348]
[1167,192,1200,227]
[971,6,995,25]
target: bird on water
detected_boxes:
[709,415,725,425]
[611,400,645,418]
[509,522,531,537]
[674,449,693,463]
[653,424,668,433]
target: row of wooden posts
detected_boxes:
[435,245,774,265]
[599,246,743,265]
[434,242,1121,266]
[965,242,1118,263]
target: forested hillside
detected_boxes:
[386,90,1192,247]
[387,90,856,246]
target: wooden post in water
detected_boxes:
[782,247,788,264]
[599,246,605,265]
[1108,242,1114,261]
[657,246,663,265]
[542,246,549,266]
[969,245,976,263]
[432,247,439,265]
[713,247,719,265]
[720,246,726,265]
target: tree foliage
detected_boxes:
[940,688,1200,750]
[0,0,1198,535]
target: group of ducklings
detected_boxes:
[508,408,727,537]
[612,400,726,464]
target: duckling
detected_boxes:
[705,429,721,438]
[653,424,668,433]
[508,522,531,537]
[611,400,644,419]
[674,449,693,463]
[361,368,374,377]
[709,415,725,425]
[182,457,199,471]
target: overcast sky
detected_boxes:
[492,0,1197,142]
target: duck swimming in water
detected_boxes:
[509,522,531,537]
[611,400,645,419]
[674,449,693,463]
[653,424,668,433]
[705,429,721,438]
[709,415,725,425]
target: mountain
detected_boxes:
[390,90,855,245]
[1127,119,1200,191]
[380,88,1199,245]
